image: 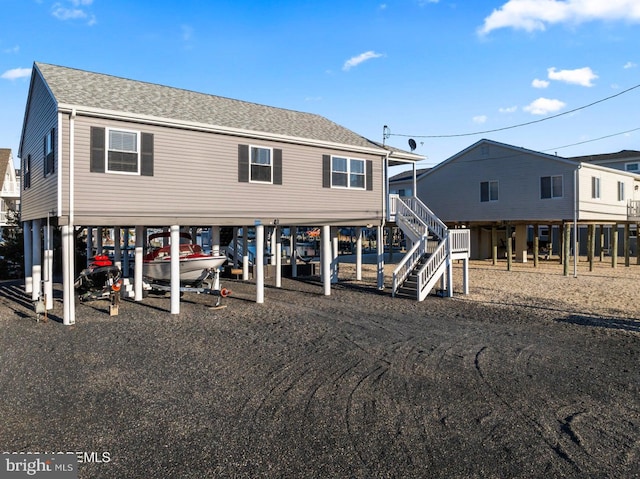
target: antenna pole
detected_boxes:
[382,125,390,146]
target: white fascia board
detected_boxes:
[57,104,388,157]
[580,161,640,179]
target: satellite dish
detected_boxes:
[408,138,417,151]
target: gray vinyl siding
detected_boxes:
[69,116,383,226]
[20,72,59,221]
[416,144,576,223]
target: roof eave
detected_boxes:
[58,103,388,157]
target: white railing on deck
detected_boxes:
[450,229,470,254]
[628,200,640,219]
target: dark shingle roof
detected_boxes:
[35,62,380,150]
[389,168,430,182]
[570,150,640,163]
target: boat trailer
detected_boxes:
[75,257,231,310]
[145,268,232,309]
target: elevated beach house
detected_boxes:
[19,62,464,325]
[0,148,20,233]
[389,139,640,264]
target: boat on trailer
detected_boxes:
[143,232,227,283]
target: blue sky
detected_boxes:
[1,0,639,172]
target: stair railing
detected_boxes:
[392,235,426,297]
[403,196,448,240]
[416,233,449,301]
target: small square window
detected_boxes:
[480,181,498,202]
[541,175,563,199]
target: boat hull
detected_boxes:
[143,255,227,282]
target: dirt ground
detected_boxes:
[0,258,639,478]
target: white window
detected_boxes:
[540,175,563,199]
[480,180,498,202]
[332,156,365,189]
[592,176,600,199]
[250,146,272,183]
[44,128,55,176]
[107,129,139,174]
[625,162,639,172]
[618,181,625,201]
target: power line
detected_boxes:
[388,82,640,139]
[543,127,640,152]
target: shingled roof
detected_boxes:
[570,150,640,163]
[35,62,381,151]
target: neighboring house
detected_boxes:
[20,62,435,324]
[390,139,640,261]
[0,148,20,232]
[570,149,640,173]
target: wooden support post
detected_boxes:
[533,224,539,267]
[587,224,595,272]
[624,223,630,267]
[637,223,640,266]
[599,224,605,262]
[506,224,512,271]
[491,225,497,265]
[559,224,564,265]
[563,223,570,276]
[611,224,618,268]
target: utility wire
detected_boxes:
[389,82,640,139]
[542,127,640,152]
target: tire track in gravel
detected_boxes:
[473,343,587,475]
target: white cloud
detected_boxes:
[547,66,597,86]
[3,45,20,54]
[418,0,440,4]
[379,4,387,10]
[624,61,637,69]
[479,0,640,36]
[52,1,96,25]
[472,115,488,124]
[532,78,549,88]
[1,67,32,80]
[499,105,518,113]
[523,97,566,115]
[342,51,384,71]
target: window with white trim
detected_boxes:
[250,146,272,183]
[107,129,139,174]
[480,180,498,202]
[44,128,55,176]
[625,162,639,172]
[618,181,625,201]
[332,156,365,189]
[540,175,563,199]
[591,176,600,199]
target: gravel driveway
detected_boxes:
[1,262,639,478]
